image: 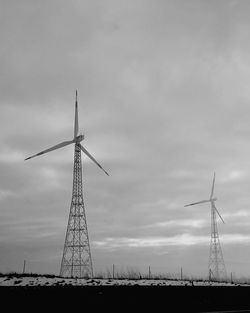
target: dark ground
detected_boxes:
[1,285,250,312]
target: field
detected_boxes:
[1,274,250,312]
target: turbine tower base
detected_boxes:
[208,206,227,281]
[60,144,93,278]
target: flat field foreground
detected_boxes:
[1,276,250,311]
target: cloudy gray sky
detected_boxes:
[1,0,250,278]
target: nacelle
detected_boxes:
[75,134,84,143]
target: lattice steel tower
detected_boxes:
[25,91,109,278]
[185,173,227,281]
[208,196,227,281]
[60,143,93,277]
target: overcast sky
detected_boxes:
[2,0,250,278]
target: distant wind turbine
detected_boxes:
[184,173,227,281]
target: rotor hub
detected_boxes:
[75,134,84,143]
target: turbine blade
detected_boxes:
[210,172,216,199]
[25,140,74,161]
[74,90,79,139]
[184,199,211,207]
[214,204,225,224]
[80,144,109,176]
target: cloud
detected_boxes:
[145,219,207,229]
[93,233,250,249]
[224,210,250,219]
[1,0,250,276]
[220,170,247,183]
[0,151,25,164]
[0,189,13,201]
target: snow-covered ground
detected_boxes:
[0,276,246,287]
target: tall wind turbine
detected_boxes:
[25,91,109,278]
[184,173,227,281]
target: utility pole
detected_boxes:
[181,267,183,280]
[148,266,151,279]
[112,264,115,279]
[22,260,26,274]
[209,269,212,281]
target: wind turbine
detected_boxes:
[25,90,109,278]
[184,173,227,281]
